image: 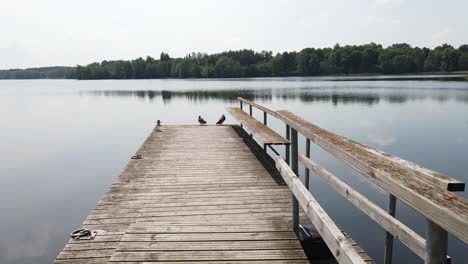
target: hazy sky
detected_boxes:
[1,0,467,69]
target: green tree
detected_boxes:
[458,52,468,70]
[424,51,441,72]
[214,56,242,78]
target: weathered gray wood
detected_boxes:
[361,145,464,191]
[111,261,309,264]
[277,110,468,243]
[116,240,303,251]
[109,250,307,262]
[56,125,307,263]
[276,156,369,264]
[299,154,425,259]
[226,107,290,145]
[120,232,298,242]
[238,97,280,118]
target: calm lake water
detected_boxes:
[1,76,467,263]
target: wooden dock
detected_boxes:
[56,125,308,263]
[56,97,467,264]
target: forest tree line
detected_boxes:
[75,43,468,79]
[2,43,468,79]
[0,66,76,79]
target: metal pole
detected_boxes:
[249,105,253,116]
[425,220,448,264]
[384,194,397,264]
[305,138,310,190]
[285,125,290,165]
[263,112,267,125]
[291,128,299,233]
[240,101,243,128]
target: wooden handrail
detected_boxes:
[237,97,280,118]
[276,156,371,264]
[237,97,464,191]
[299,154,425,258]
[236,97,466,263]
[275,110,468,244]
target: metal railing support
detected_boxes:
[285,125,290,165]
[239,101,243,128]
[249,105,253,116]
[425,220,448,264]
[291,128,299,233]
[384,194,397,264]
[263,112,267,125]
[305,138,310,190]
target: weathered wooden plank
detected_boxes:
[300,154,425,258]
[109,261,310,264]
[116,240,302,251]
[276,156,369,264]
[120,232,298,242]
[96,199,290,209]
[127,224,294,234]
[238,97,281,118]
[276,110,468,243]
[109,250,308,262]
[64,242,120,251]
[355,145,464,191]
[57,249,115,259]
[56,125,307,263]
[226,107,290,145]
[55,258,109,264]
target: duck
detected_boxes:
[198,115,207,125]
[216,114,226,125]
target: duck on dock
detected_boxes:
[198,115,207,125]
[216,114,226,125]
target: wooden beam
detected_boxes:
[238,97,280,118]
[299,154,425,259]
[276,156,369,264]
[237,98,464,191]
[225,107,290,145]
[359,145,464,191]
[276,110,468,243]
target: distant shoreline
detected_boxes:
[0,73,466,82]
[2,43,468,80]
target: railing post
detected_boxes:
[291,128,299,233]
[239,101,243,128]
[285,125,290,165]
[263,112,267,125]
[425,220,448,264]
[384,194,397,264]
[305,138,310,190]
[249,105,253,116]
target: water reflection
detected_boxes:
[85,88,468,106]
[1,78,468,264]
[85,89,267,103]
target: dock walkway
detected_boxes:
[56,97,466,264]
[56,125,308,263]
